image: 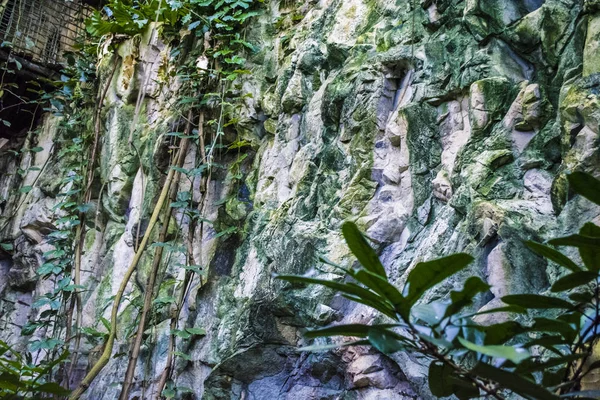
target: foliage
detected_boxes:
[86,0,262,38]
[277,172,600,400]
[0,340,70,399]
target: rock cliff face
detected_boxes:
[1,0,599,398]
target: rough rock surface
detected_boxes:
[1,0,600,399]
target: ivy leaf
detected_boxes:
[171,329,191,339]
[186,327,206,336]
[173,351,192,361]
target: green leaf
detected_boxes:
[19,186,33,194]
[551,271,597,292]
[429,362,454,397]
[171,329,191,339]
[483,321,527,345]
[173,351,192,361]
[471,362,560,400]
[353,270,405,310]
[32,382,70,395]
[549,234,600,249]
[458,337,529,363]
[502,294,574,310]
[579,223,600,271]
[277,275,396,318]
[516,354,585,373]
[531,318,577,343]
[186,327,206,336]
[0,243,13,252]
[445,276,490,318]
[568,172,600,206]
[29,146,44,153]
[367,327,405,354]
[404,254,474,311]
[525,241,582,272]
[342,222,387,278]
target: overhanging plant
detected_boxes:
[277,171,600,400]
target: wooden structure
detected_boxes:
[0,0,92,65]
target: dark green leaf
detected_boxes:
[502,294,574,310]
[568,172,600,206]
[471,362,559,400]
[404,254,474,312]
[342,222,387,278]
[367,327,405,354]
[353,270,404,310]
[549,234,600,249]
[429,362,454,397]
[445,277,490,318]
[484,321,527,345]
[532,318,577,343]
[551,271,597,292]
[517,354,585,373]
[277,275,396,318]
[32,382,70,395]
[579,223,600,271]
[525,241,582,272]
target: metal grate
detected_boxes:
[0,0,92,65]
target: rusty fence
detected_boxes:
[0,0,92,65]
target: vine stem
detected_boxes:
[66,55,120,384]
[154,110,208,400]
[118,111,193,400]
[68,136,190,400]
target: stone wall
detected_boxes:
[1,0,600,398]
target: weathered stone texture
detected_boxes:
[1,0,599,398]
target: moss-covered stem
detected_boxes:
[119,111,193,400]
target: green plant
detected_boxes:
[277,171,600,399]
[0,340,70,399]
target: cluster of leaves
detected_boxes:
[0,341,70,399]
[278,172,600,400]
[87,0,261,38]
